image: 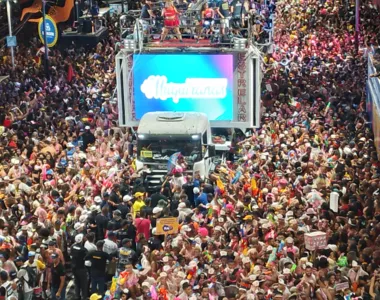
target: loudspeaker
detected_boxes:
[82,19,92,33]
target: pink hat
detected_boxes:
[226,204,234,211]
[279,179,288,186]
[198,227,209,237]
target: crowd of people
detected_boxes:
[0,0,379,298]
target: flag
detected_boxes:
[267,247,277,263]
[167,152,181,172]
[251,177,258,192]
[324,102,331,116]
[150,285,158,300]
[216,178,225,194]
[67,64,74,82]
[34,56,41,67]
[232,171,242,184]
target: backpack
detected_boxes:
[20,265,37,288]
[16,279,24,300]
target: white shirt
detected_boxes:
[18,182,32,194]
[84,241,97,267]
[103,239,118,255]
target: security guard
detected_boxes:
[70,234,88,300]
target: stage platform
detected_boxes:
[146,38,215,48]
[60,27,109,48]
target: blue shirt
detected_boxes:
[195,192,208,210]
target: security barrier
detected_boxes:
[367,52,380,156]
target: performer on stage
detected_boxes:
[160,1,183,43]
[201,3,215,38]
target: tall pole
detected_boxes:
[355,0,359,55]
[6,0,15,69]
[42,0,49,77]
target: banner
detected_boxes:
[304,232,327,251]
[155,218,179,235]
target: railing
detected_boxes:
[118,0,275,50]
[367,51,380,156]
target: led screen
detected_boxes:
[133,54,234,121]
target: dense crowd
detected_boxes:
[0,0,379,299]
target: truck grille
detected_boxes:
[145,165,192,191]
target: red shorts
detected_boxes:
[164,19,179,27]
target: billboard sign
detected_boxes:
[38,15,58,48]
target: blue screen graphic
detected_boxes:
[133,54,234,121]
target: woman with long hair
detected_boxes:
[201,2,215,39]
[160,1,183,43]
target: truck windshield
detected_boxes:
[137,135,202,163]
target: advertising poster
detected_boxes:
[155,217,179,235]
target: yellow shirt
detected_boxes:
[132,200,145,217]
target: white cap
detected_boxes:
[193,187,200,194]
[249,275,257,281]
[283,268,291,275]
[180,225,191,233]
[123,195,133,202]
[79,215,88,223]
[153,207,163,214]
[242,257,251,264]
[74,222,83,231]
[85,126,90,130]
[214,226,223,232]
[352,260,359,267]
[75,233,84,243]
[286,211,294,217]
[286,237,294,244]
[94,196,102,204]
[178,202,186,209]
[189,261,198,268]
[177,271,186,279]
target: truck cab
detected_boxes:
[135,112,216,191]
